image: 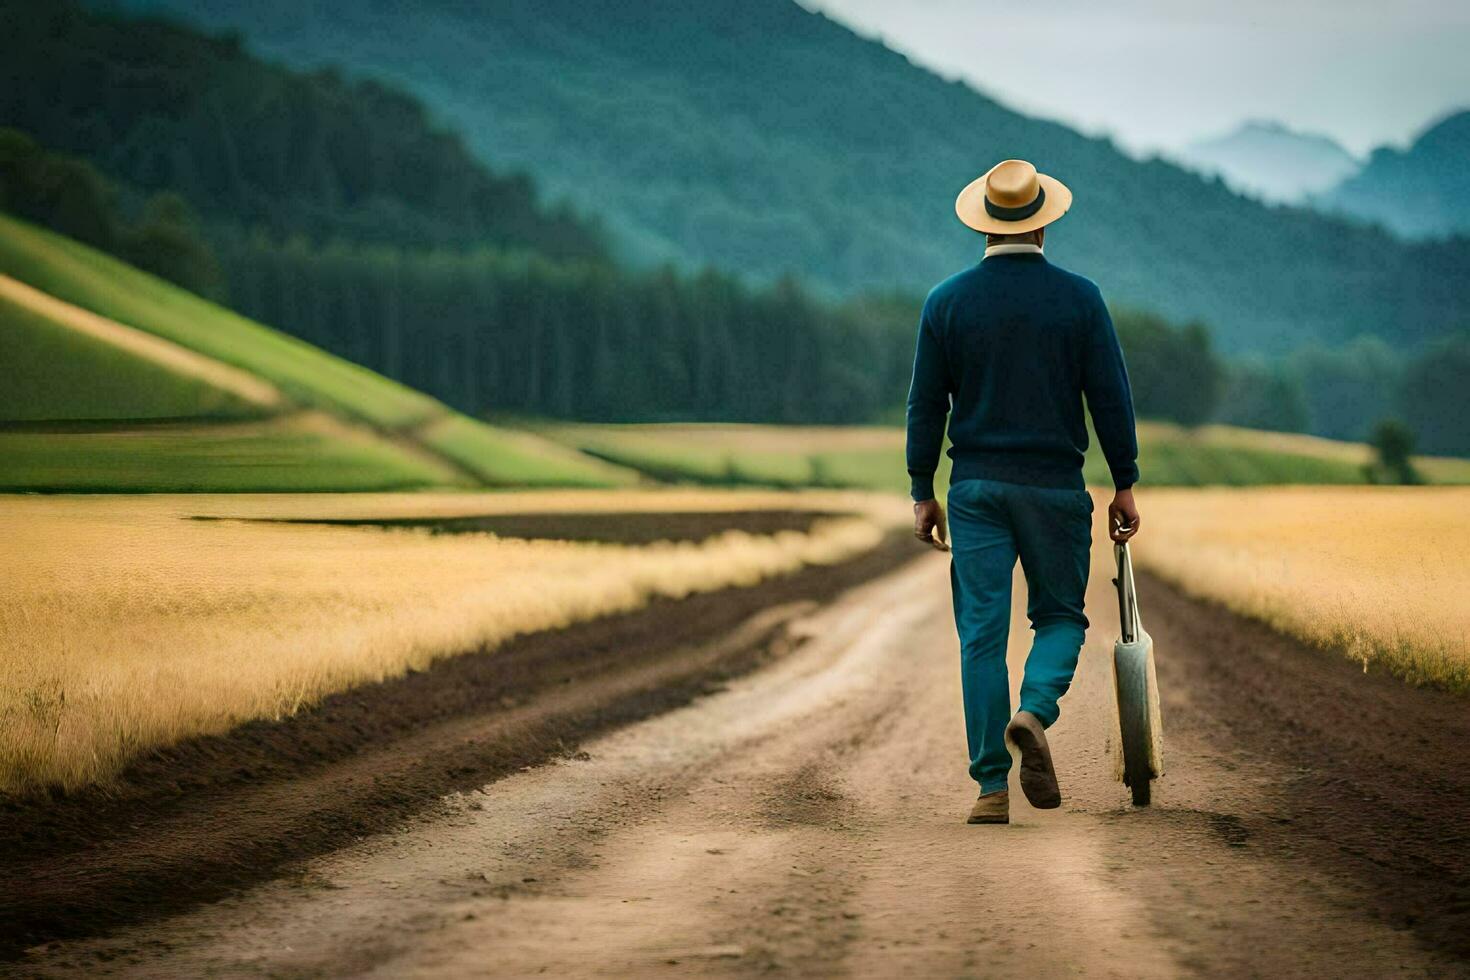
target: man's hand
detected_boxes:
[1109,488,1141,543]
[913,499,949,551]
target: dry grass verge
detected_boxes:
[0,490,900,794]
[1128,486,1470,692]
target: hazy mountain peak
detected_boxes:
[1176,120,1360,203]
[1320,107,1470,239]
[1414,109,1470,156]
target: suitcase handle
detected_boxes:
[1114,541,1142,644]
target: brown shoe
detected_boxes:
[967,789,1009,824]
[1005,711,1061,809]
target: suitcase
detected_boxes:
[1113,541,1164,806]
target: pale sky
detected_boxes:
[800,0,1470,157]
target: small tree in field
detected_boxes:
[1363,419,1422,485]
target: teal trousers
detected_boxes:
[946,479,1093,794]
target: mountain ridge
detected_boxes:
[0,0,606,261]
[76,0,1470,355]
[1175,120,1360,203]
[1319,110,1470,239]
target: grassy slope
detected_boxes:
[0,213,439,429]
[541,421,1470,493]
[0,283,261,421]
[0,214,635,491]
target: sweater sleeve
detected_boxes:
[905,295,951,502]
[1081,287,1140,490]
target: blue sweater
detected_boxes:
[906,251,1139,500]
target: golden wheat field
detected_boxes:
[0,490,900,794]
[1130,486,1470,692]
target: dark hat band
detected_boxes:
[984,185,1046,222]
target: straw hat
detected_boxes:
[955,159,1072,235]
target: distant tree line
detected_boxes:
[1114,317,1469,457]
[226,230,1470,453]
[1029,305,1468,456]
[1112,312,1223,428]
[214,232,912,424]
[1215,334,1470,456]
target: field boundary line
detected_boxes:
[0,274,284,409]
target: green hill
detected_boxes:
[97,0,1470,356]
[0,214,441,430]
[0,213,636,491]
[0,275,271,423]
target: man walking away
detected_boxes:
[906,159,1141,825]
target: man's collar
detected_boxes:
[983,243,1044,258]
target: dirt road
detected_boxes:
[15,547,1470,977]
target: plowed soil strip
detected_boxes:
[1138,569,1470,961]
[203,509,843,544]
[0,533,915,957]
